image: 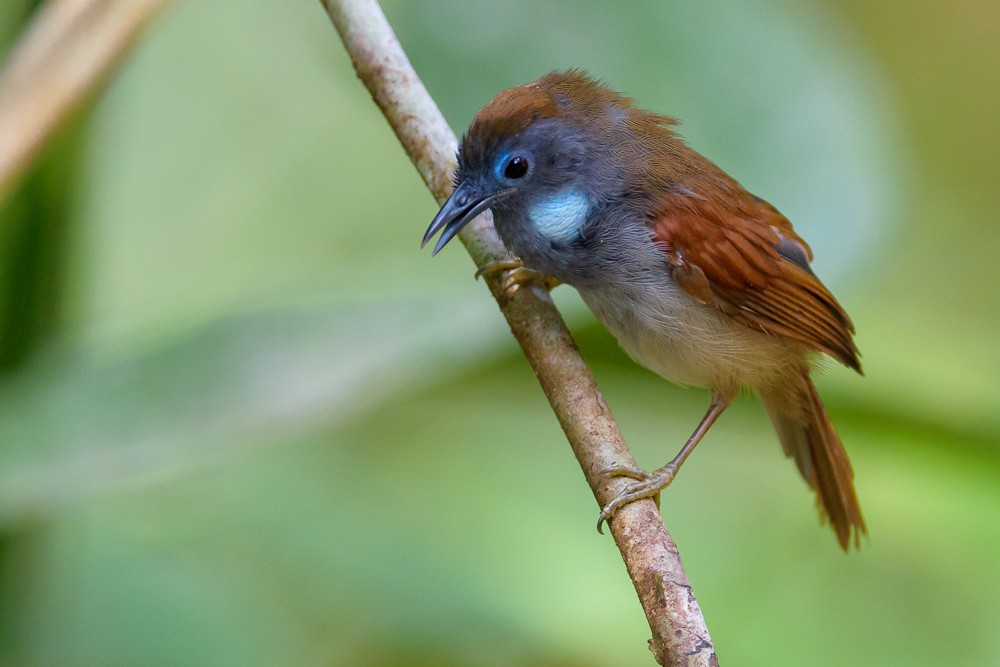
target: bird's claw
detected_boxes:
[474,259,561,298]
[599,464,653,481]
[474,258,522,281]
[595,464,676,534]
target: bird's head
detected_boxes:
[423,70,675,258]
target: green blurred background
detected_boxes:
[1,0,998,665]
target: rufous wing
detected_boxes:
[650,190,862,372]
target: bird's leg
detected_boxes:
[475,257,562,297]
[596,391,734,533]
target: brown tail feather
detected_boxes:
[761,376,866,550]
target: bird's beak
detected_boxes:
[422,181,507,256]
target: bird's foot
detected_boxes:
[595,463,678,534]
[474,258,561,297]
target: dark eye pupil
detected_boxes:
[504,156,528,179]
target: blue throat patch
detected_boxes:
[528,190,591,243]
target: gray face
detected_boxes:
[424,118,632,283]
[458,119,593,199]
[470,121,595,252]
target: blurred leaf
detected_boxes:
[0,120,82,370]
[0,0,36,54]
[70,0,465,349]
[0,297,509,527]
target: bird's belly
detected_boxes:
[578,279,790,392]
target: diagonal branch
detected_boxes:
[320,1,717,664]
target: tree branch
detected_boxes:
[320,1,717,664]
[0,0,172,205]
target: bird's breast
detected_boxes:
[577,274,799,392]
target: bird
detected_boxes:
[422,70,866,550]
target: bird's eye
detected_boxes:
[503,156,529,179]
